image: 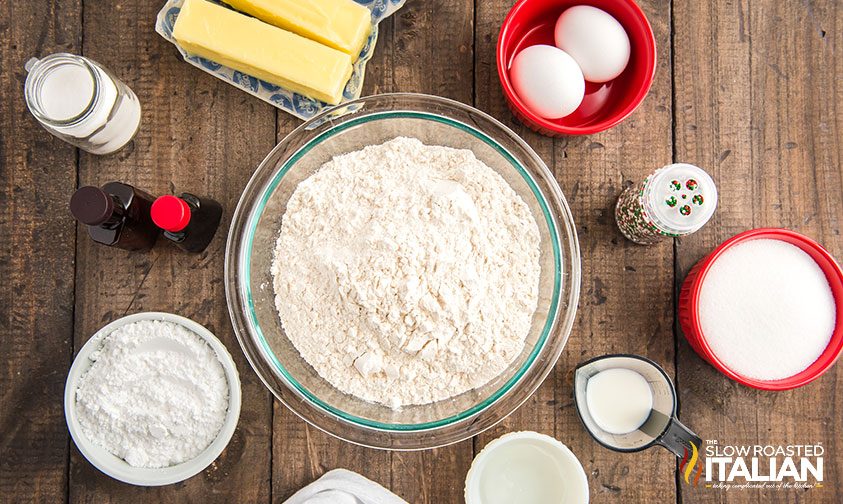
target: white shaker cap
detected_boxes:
[646,163,717,234]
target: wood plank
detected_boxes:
[68,0,275,501]
[268,21,393,504]
[474,0,677,502]
[0,0,81,502]
[271,2,476,502]
[553,0,678,500]
[674,0,843,502]
[388,1,476,501]
[5,0,841,502]
[472,0,558,454]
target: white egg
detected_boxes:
[510,45,585,120]
[555,5,631,83]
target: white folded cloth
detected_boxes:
[283,468,408,504]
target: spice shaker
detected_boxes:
[615,163,717,244]
[70,182,159,251]
[150,193,223,253]
[24,53,141,155]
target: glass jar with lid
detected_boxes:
[24,53,141,155]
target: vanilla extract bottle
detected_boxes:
[150,193,223,253]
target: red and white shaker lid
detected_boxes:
[645,163,717,235]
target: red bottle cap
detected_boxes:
[151,195,191,232]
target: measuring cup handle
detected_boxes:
[658,418,702,458]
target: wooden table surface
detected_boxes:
[2,0,842,502]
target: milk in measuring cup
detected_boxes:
[585,367,653,434]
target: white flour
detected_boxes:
[272,137,541,408]
[75,320,229,468]
[699,239,836,380]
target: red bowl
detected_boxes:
[678,228,843,391]
[496,0,656,136]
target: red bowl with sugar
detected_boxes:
[496,0,657,136]
[678,228,843,390]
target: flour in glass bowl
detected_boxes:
[271,137,542,408]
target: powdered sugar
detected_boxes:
[272,137,541,408]
[75,320,229,468]
[698,239,836,381]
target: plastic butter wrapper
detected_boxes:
[156,0,405,119]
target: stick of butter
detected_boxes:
[173,0,353,105]
[223,0,372,58]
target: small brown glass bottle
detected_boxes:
[150,193,223,253]
[70,182,160,251]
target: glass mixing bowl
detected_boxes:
[225,93,580,450]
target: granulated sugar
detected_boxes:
[75,320,229,468]
[698,239,836,381]
[272,137,541,408]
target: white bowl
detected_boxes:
[465,431,589,504]
[64,312,242,486]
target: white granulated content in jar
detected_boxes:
[698,239,836,381]
[272,137,541,408]
[75,320,229,468]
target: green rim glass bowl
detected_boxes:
[225,93,581,450]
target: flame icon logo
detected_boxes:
[679,441,703,487]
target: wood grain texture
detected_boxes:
[271,2,476,502]
[269,13,394,504]
[0,1,80,502]
[553,0,677,500]
[674,0,843,502]
[474,0,677,502]
[473,0,559,462]
[3,0,843,502]
[68,0,274,501]
[387,2,476,501]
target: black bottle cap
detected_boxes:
[70,186,114,226]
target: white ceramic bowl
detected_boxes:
[465,431,589,504]
[64,312,242,486]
